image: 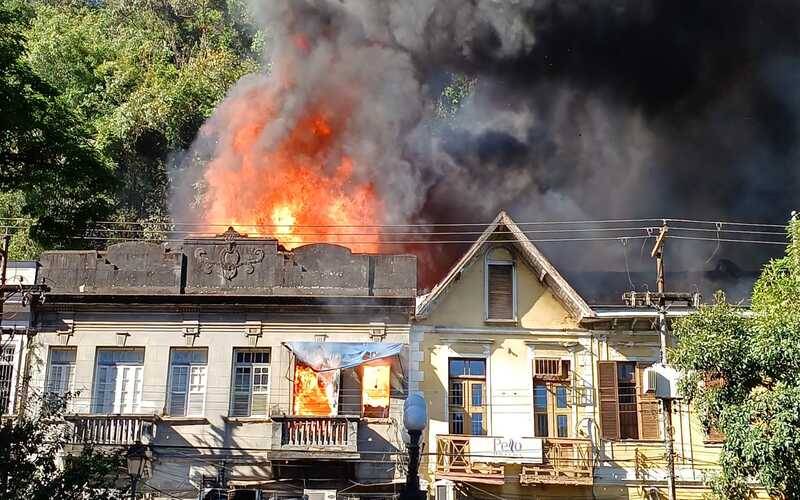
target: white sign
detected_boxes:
[468,436,543,464]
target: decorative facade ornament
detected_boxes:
[194,227,264,281]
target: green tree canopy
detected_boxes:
[0,393,126,499]
[23,0,260,220]
[672,215,800,499]
[0,0,115,248]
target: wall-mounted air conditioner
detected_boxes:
[643,363,682,399]
[303,489,337,500]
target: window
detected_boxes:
[532,383,572,438]
[230,349,270,417]
[46,348,76,397]
[92,348,144,414]
[598,361,660,440]
[448,358,486,435]
[361,363,390,418]
[486,248,515,321]
[617,362,638,439]
[168,349,208,417]
[0,344,16,414]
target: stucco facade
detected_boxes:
[24,232,418,499]
[413,213,768,500]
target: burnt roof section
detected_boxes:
[38,227,416,298]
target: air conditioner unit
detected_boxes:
[643,363,682,399]
[303,489,337,500]
[434,480,455,500]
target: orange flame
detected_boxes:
[293,363,338,416]
[202,77,382,252]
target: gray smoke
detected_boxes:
[173,0,799,291]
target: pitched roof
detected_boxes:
[415,211,595,321]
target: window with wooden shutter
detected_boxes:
[46,348,76,398]
[599,360,662,441]
[637,364,660,440]
[168,349,207,417]
[486,253,515,320]
[92,348,144,414]
[230,349,270,417]
[598,361,620,440]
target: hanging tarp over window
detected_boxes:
[286,342,407,417]
[285,342,403,371]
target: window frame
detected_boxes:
[448,357,487,436]
[484,248,517,322]
[533,382,573,438]
[91,348,145,415]
[167,348,208,417]
[229,348,271,417]
[598,360,661,441]
[0,341,19,415]
[46,347,77,399]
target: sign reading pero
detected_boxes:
[467,436,543,464]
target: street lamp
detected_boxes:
[401,393,427,500]
[126,441,148,500]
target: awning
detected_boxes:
[284,341,403,371]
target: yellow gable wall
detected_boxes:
[420,244,578,330]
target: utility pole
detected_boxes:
[650,223,677,500]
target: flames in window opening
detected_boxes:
[292,363,340,416]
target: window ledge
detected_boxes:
[156,416,209,425]
[484,318,518,325]
[361,417,393,424]
[604,438,664,444]
[223,416,272,424]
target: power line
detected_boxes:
[0,216,790,229]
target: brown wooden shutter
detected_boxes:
[598,361,620,440]
[487,264,514,319]
[637,365,661,440]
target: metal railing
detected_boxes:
[67,414,156,445]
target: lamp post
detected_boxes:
[126,441,148,500]
[401,393,427,500]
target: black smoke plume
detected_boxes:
[175,0,800,298]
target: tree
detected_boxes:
[0,393,126,499]
[0,0,115,249]
[672,214,800,499]
[23,0,260,220]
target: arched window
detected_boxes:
[485,247,516,321]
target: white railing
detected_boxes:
[68,414,156,445]
[273,416,358,452]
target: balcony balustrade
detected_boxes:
[67,414,156,446]
[271,415,359,458]
[520,438,594,485]
[436,435,594,486]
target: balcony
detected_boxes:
[270,415,360,459]
[435,435,507,485]
[519,438,594,486]
[67,414,157,446]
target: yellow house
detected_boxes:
[411,212,765,500]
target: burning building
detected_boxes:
[27,229,417,498]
